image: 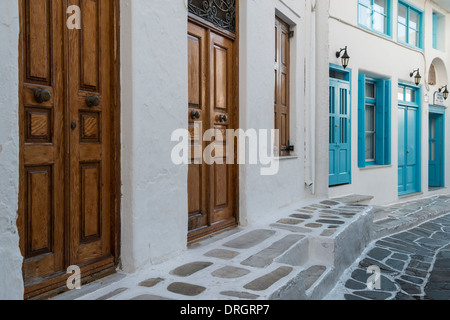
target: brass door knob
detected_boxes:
[219,115,228,123]
[86,95,100,108]
[191,110,201,120]
[34,89,51,104]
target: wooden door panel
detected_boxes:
[210,31,234,226]
[19,0,66,288]
[188,21,237,242]
[24,0,52,85]
[68,0,112,265]
[188,22,208,232]
[79,0,100,91]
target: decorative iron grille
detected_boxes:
[188,0,236,34]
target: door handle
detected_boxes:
[34,89,51,104]
[86,95,100,108]
[191,110,201,120]
[71,122,77,130]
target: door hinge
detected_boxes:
[289,31,295,39]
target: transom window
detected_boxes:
[358,0,391,36]
[397,2,422,49]
[398,85,416,103]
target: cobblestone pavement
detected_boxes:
[53,199,373,301]
[327,213,450,300]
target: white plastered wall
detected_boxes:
[0,1,24,300]
[239,0,318,226]
[327,0,449,205]
[120,0,189,272]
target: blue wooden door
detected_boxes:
[329,79,351,186]
[429,113,444,187]
[398,106,420,195]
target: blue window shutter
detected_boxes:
[358,74,366,168]
[375,80,385,165]
[384,80,392,165]
[433,14,437,49]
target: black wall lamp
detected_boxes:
[410,69,422,86]
[336,46,350,69]
[439,85,449,100]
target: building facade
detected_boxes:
[327,0,450,205]
[0,0,448,299]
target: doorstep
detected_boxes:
[52,199,373,301]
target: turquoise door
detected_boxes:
[329,79,351,186]
[398,106,420,195]
[429,113,444,187]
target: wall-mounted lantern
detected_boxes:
[439,85,449,100]
[336,46,350,69]
[410,69,422,86]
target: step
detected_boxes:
[373,195,450,239]
[332,194,374,206]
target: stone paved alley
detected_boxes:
[53,195,450,301]
[327,196,450,300]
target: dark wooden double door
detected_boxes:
[187,20,237,242]
[18,0,119,298]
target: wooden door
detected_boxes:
[187,20,237,242]
[329,79,351,186]
[18,0,119,299]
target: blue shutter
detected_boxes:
[432,14,438,49]
[375,80,385,165]
[384,80,392,165]
[358,74,366,168]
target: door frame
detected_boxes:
[18,0,121,299]
[187,2,240,244]
[329,63,352,187]
[428,106,445,188]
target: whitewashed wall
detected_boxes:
[0,1,23,300]
[327,0,449,205]
[120,0,189,272]
[239,0,315,226]
[120,0,320,271]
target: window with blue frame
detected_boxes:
[432,11,445,51]
[358,0,391,36]
[397,2,423,49]
[358,75,391,167]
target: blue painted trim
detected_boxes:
[433,13,438,50]
[329,64,352,186]
[398,84,422,195]
[397,0,424,50]
[358,74,366,168]
[429,105,446,114]
[358,75,391,168]
[357,0,392,37]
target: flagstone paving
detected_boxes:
[52,195,450,301]
[327,212,450,300]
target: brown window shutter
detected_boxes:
[274,17,291,156]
